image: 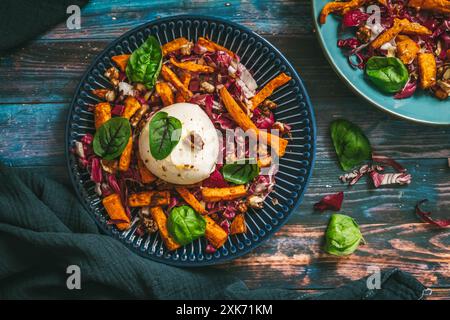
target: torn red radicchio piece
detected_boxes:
[313,192,344,212]
[415,199,450,228]
[340,154,411,187]
[107,219,129,225]
[370,171,412,188]
[372,154,407,173]
[339,164,383,185]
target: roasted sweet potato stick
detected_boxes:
[111,54,130,72]
[259,131,288,157]
[181,71,192,87]
[123,96,142,119]
[94,102,111,129]
[137,157,157,184]
[407,0,450,14]
[401,22,432,36]
[204,215,228,248]
[220,86,288,157]
[257,156,272,168]
[175,187,207,214]
[197,37,237,59]
[102,193,130,230]
[119,137,133,172]
[175,72,192,102]
[91,89,109,99]
[128,191,170,207]
[150,206,181,251]
[161,65,193,101]
[169,57,215,73]
[320,0,367,24]
[371,18,410,49]
[396,36,420,64]
[418,53,437,89]
[202,185,247,202]
[155,82,175,106]
[162,37,190,56]
[220,86,258,131]
[250,73,292,110]
[230,214,247,235]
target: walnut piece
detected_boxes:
[247,195,264,209]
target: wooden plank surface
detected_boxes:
[0,0,449,299]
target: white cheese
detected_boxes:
[139,103,220,185]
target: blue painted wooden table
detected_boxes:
[0,0,449,299]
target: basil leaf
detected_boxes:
[125,35,162,90]
[324,214,363,256]
[222,159,260,184]
[365,56,409,93]
[330,119,371,171]
[149,111,182,160]
[167,205,206,246]
[93,117,131,160]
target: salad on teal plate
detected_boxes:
[312,0,450,125]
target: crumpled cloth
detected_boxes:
[0,165,428,299]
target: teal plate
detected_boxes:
[312,0,450,125]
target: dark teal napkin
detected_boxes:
[0,165,427,299]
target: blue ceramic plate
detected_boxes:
[312,0,450,125]
[66,15,316,266]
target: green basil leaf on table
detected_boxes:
[149,111,182,160]
[167,205,206,246]
[93,117,131,160]
[365,56,409,93]
[125,35,162,90]
[330,119,371,171]
[222,159,260,184]
[324,213,363,256]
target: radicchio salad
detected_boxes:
[72,35,292,252]
[320,0,450,100]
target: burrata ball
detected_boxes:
[139,103,220,185]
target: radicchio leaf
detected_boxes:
[314,192,344,212]
[107,174,121,194]
[81,133,93,145]
[248,175,275,199]
[252,108,275,129]
[416,199,450,228]
[372,154,407,172]
[202,169,229,188]
[342,9,370,27]
[111,104,125,116]
[100,183,113,197]
[219,219,231,234]
[337,38,361,50]
[339,164,383,185]
[222,202,237,220]
[90,157,102,183]
[213,113,236,130]
[394,80,417,99]
[168,196,181,211]
[370,171,412,188]
[205,244,217,253]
